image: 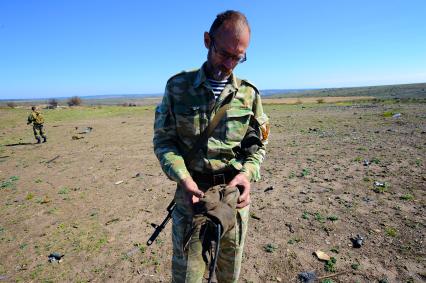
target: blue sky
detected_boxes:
[1,0,425,99]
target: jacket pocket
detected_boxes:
[174,106,205,140]
[225,107,253,142]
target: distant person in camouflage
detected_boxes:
[153,10,269,283]
[27,106,47,143]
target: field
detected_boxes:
[0,98,425,282]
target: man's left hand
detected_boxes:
[228,173,251,208]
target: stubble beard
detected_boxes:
[206,50,232,81]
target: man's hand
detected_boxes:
[228,173,251,208]
[179,177,204,205]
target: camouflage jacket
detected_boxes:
[153,63,269,183]
[27,111,44,125]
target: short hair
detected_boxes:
[31,106,36,111]
[209,10,250,38]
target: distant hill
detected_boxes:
[262,82,426,99]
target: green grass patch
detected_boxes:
[415,158,422,167]
[46,106,154,123]
[353,156,362,162]
[0,106,155,130]
[400,194,414,201]
[314,212,326,223]
[58,187,70,194]
[264,243,278,253]
[287,237,302,244]
[382,111,394,117]
[301,168,310,177]
[19,243,28,249]
[324,257,337,272]
[134,242,146,253]
[26,192,34,200]
[1,176,19,189]
[385,227,397,237]
[327,215,339,221]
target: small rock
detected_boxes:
[314,250,331,261]
[351,234,364,248]
[298,271,317,283]
[48,252,64,263]
[115,180,124,185]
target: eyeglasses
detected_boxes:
[211,38,247,64]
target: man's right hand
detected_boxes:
[179,177,204,205]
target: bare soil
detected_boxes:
[0,101,425,282]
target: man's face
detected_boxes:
[205,24,250,81]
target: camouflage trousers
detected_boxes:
[33,124,46,140]
[171,185,250,283]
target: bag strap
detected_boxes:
[183,92,235,164]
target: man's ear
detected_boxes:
[204,32,211,49]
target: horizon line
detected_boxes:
[1,81,425,101]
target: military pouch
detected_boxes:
[183,186,239,251]
[194,185,239,235]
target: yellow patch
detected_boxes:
[260,122,270,142]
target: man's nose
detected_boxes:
[223,58,236,69]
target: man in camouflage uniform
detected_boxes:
[153,10,269,283]
[27,106,47,143]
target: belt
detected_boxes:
[191,169,238,186]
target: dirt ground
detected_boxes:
[0,100,425,283]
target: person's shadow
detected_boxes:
[4,142,35,147]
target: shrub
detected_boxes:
[48,98,59,108]
[6,102,17,108]
[67,96,82,106]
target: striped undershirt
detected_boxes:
[207,78,228,99]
